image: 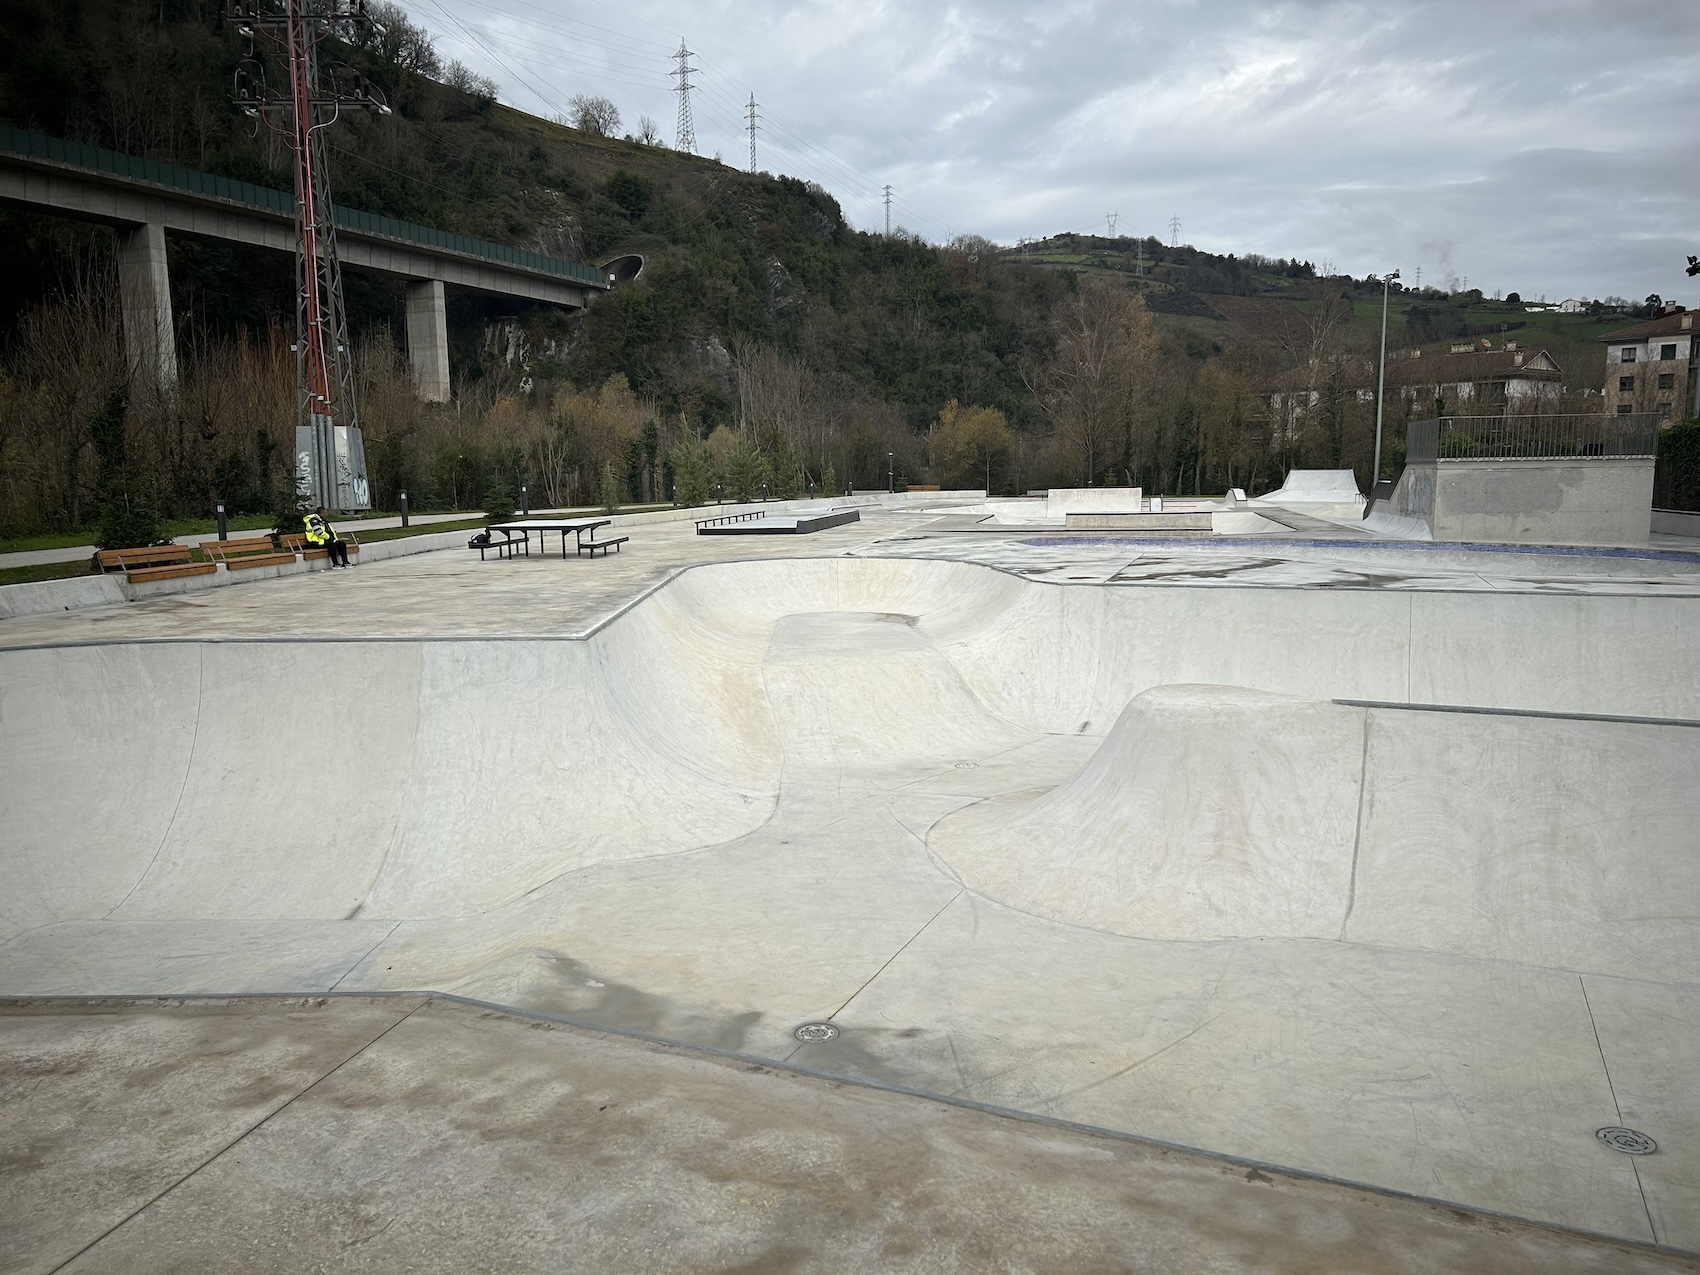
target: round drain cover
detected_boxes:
[794,1022,839,1044]
[1596,1127,1657,1155]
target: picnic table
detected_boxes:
[475,518,617,560]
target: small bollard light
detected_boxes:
[399,490,409,527]
[762,482,769,502]
[215,500,228,540]
[717,482,723,505]
[521,484,529,516]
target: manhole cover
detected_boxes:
[953,762,978,769]
[1596,1127,1657,1155]
[793,1022,839,1044]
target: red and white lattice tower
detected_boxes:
[230,0,388,510]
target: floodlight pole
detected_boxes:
[1373,268,1401,487]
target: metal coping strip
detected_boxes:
[1335,699,1700,729]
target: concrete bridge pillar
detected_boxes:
[405,279,451,402]
[115,222,177,388]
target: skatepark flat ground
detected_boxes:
[6,995,1694,1275]
[5,501,1700,1271]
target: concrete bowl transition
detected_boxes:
[3,543,1699,1265]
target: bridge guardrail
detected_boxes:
[0,124,605,287]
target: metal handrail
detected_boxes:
[694,509,767,531]
[1406,414,1660,462]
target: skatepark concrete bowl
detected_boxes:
[4,547,1700,1259]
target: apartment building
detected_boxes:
[1599,307,1698,422]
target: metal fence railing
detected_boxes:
[0,124,606,287]
[1406,414,1660,462]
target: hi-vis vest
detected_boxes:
[304,512,331,546]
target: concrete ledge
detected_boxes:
[0,572,127,620]
[1653,509,1700,538]
[1066,512,1213,531]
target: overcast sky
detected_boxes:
[415,0,1700,303]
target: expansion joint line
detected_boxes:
[1580,975,1657,1245]
[784,890,963,1063]
[107,643,204,918]
[1339,712,1373,940]
[46,998,430,1273]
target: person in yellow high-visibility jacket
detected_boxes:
[304,506,349,568]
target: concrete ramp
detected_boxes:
[1046,487,1143,518]
[930,688,1700,981]
[1252,468,1366,521]
[930,686,1364,940]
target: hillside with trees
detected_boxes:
[0,0,1676,541]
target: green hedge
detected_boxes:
[1654,420,1700,511]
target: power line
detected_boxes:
[424,2,954,241]
[420,0,575,117]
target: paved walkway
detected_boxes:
[0,510,484,570]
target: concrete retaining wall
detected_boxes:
[1381,457,1653,546]
[0,573,126,620]
[1652,508,1700,538]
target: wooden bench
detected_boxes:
[279,532,361,563]
[201,536,296,570]
[95,544,216,584]
[579,534,628,558]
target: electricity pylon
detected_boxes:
[672,41,697,154]
[883,184,892,236]
[746,93,759,173]
[228,0,389,511]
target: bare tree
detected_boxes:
[1029,282,1158,485]
[444,61,497,102]
[366,1,441,76]
[568,94,621,137]
[636,115,664,146]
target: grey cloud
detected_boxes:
[429,0,1700,298]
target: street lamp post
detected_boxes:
[1373,269,1402,492]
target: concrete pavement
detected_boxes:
[8,995,1693,1275]
[3,502,1699,1264]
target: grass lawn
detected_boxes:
[0,513,276,556]
[356,517,488,542]
[0,560,98,588]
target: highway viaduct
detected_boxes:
[0,126,610,401]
